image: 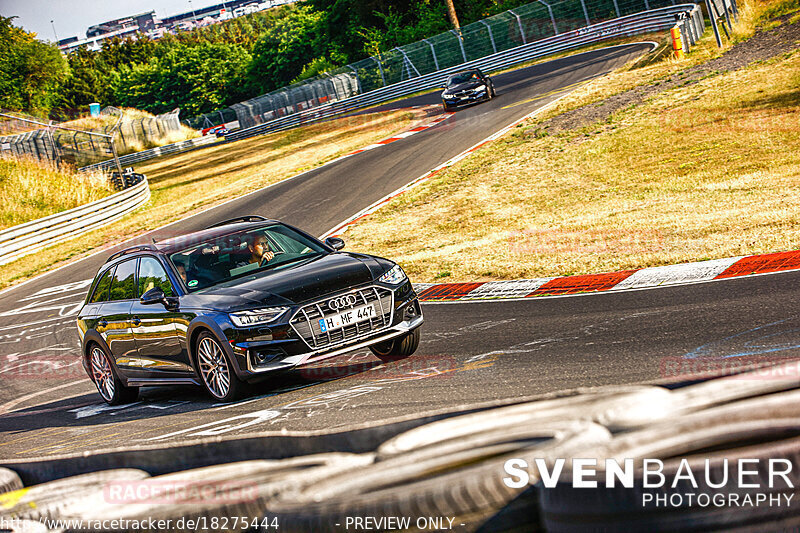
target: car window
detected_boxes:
[447,71,479,86]
[169,223,328,291]
[139,256,175,297]
[108,259,138,301]
[89,267,115,303]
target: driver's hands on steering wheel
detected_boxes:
[259,250,275,265]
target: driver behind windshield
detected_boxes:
[237,232,274,266]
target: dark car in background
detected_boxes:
[77,216,423,404]
[441,68,495,111]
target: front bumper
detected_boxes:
[224,282,422,380]
[443,91,489,107]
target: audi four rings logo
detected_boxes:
[328,294,358,311]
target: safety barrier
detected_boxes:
[227,5,704,142]
[0,175,151,266]
[79,134,219,172]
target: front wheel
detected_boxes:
[196,332,244,402]
[370,327,421,362]
[89,345,138,405]
[442,103,453,112]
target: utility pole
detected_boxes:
[50,20,59,43]
[444,0,461,31]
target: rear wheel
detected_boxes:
[370,327,420,362]
[89,345,138,405]
[196,332,244,402]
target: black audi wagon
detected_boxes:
[77,216,423,404]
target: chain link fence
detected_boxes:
[191,0,684,131]
[0,108,185,170]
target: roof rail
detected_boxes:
[205,215,268,229]
[106,244,158,263]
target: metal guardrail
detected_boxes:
[0,176,151,266]
[80,135,219,172]
[226,5,703,143]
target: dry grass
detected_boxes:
[0,109,416,289]
[0,157,113,229]
[343,45,800,282]
[533,0,769,124]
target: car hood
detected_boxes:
[444,81,484,93]
[180,252,387,311]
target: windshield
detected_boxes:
[168,223,328,291]
[447,71,479,87]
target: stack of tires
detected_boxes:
[1,361,799,532]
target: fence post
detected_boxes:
[422,39,440,71]
[397,48,421,77]
[722,0,733,33]
[478,20,497,54]
[579,0,591,26]
[535,2,558,36]
[372,56,387,87]
[348,66,363,94]
[450,29,468,62]
[705,0,723,46]
[509,8,530,41]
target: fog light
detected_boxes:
[251,348,284,366]
[405,304,418,320]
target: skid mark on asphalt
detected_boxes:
[684,318,800,359]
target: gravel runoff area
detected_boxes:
[534,18,800,134]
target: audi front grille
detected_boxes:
[289,286,394,351]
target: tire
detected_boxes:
[196,331,244,402]
[61,453,374,532]
[269,421,611,533]
[442,103,452,112]
[378,385,677,458]
[0,469,150,521]
[0,467,23,494]
[88,344,138,406]
[369,327,420,362]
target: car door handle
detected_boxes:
[132,316,141,326]
[98,319,108,328]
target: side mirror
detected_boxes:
[140,287,165,305]
[140,287,178,310]
[325,237,345,251]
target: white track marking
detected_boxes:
[0,379,87,415]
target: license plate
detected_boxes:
[318,304,376,333]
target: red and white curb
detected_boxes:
[413,251,800,302]
[343,113,453,157]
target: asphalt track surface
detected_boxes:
[6,42,798,460]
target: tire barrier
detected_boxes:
[60,454,374,533]
[0,467,23,494]
[2,360,799,531]
[0,469,150,521]
[0,175,150,267]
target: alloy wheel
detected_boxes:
[198,337,231,399]
[90,347,115,402]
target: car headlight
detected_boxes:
[378,265,407,285]
[442,92,452,98]
[474,85,487,92]
[229,307,289,327]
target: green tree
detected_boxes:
[246,6,324,95]
[0,16,68,115]
[116,42,251,116]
